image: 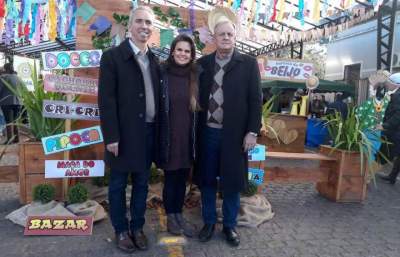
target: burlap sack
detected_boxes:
[216,194,274,228]
[66,200,107,222]
[237,194,274,227]
[6,201,75,227]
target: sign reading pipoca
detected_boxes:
[24,216,93,236]
[41,126,103,155]
[43,100,100,121]
[45,160,105,178]
[257,58,314,82]
[44,74,98,96]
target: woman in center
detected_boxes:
[157,34,199,237]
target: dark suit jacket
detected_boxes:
[380,89,400,160]
[98,39,160,172]
[195,50,262,194]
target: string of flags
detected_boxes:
[0,0,387,47]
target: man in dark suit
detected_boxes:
[195,7,262,247]
[98,6,159,253]
[378,73,400,184]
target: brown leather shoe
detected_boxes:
[130,230,148,250]
[115,231,135,253]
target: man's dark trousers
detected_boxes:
[108,123,155,233]
[200,126,240,228]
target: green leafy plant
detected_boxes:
[33,184,56,204]
[323,106,388,179]
[67,183,89,204]
[112,13,129,27]
[0,65,73,141]
[92,13,129,50]
[152,7,205,52]
[241,180,258,197]
[261,96,279,141]
[149,164,162,184]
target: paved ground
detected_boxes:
[1,163,400,257]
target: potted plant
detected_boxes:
[258,96,279,146]
[1,65,76,203]
[317,106,385,202]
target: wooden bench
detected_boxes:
[264,152,336,183]
[249,150,367,203]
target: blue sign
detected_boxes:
[41,126,103,155]
[248,168,264,185]
[248,144,266,161]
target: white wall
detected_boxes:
[325,12,400,80]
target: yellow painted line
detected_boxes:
[156,207,185,257]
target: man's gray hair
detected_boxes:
[128,6,155,30]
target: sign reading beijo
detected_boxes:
[45,160,105,178]
[41,49,102,70]
[43,100,100,121]
[248,144,266,161]
[41,126,103,155]
[44,74,98,96]
[258,58,314,82]
[24,216,93,236]
[248,168,265,185]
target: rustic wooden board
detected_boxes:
[0,166,18,182]
[19,143,65,204]
[260,114,307,153]
[266,152,336,161]
[264,166,329,183]
[317,145,367,202]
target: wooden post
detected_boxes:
[63,70,74,199]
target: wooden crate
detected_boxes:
[258,113,307,153]
[0,144,19,183]
[19,142,65,204]
[316,145,367,202]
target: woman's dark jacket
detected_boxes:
[156,63,201,166]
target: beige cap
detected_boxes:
[208,7,238,35]
[306,75,319,90]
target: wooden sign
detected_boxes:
[43,100,100,121]
[24,216,93,236]
[41,126,103,155]
[248,168,265,185]
[248,145,266,161]
[41,49,102,70]
[44,74,98,96]
[257,58,314,82]
[45,160,105,178]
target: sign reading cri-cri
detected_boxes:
[41,50,102,70]
[41,126,103,155]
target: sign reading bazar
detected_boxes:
[41,126,103,155]
[45,160,105,178]
[41,49,102,70]
[257,58,314,82]
[44,74,98,96]
[43,100,100,121]
[24,216,93,236]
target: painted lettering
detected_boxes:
[76,220,88,230]
[29,219,42,229]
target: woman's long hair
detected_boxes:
[166,34,200,112]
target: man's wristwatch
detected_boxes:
[248,132,258,137]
